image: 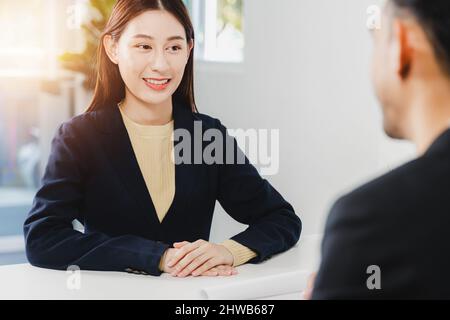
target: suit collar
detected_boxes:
[424,128,450,158]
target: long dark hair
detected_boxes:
[85,0,197,113]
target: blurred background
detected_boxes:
[0,0,414,266]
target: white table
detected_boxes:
[0,235,322,300]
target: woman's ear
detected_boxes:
[104,35,119,65]
[187,39,194,61]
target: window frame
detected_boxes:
[186,0,245,64]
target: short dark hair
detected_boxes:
[391,0,450,77]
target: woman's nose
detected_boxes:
[150,50,170,72]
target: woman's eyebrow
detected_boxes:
[132,34,186,41]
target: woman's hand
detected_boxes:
[199,265,238,277]
[167,240,236,277]
[160,245,238,277]
[160,248,178,274]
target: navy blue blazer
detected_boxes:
[23,101,301,276]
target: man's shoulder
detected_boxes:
[330,155,438,220]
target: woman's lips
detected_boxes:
[143,78,171,91]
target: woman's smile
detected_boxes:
[143,77,172,91]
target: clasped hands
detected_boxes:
[160,239,239,277]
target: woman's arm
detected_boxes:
[23,122,169,276]
[165,118,302,277]
[215,119,302,263]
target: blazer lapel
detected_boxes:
[94,101,197,226]
[162,100,196,225]
[97,104,158,225]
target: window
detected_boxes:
[0,82,40,265]
[184,0,244,63]
[0,0,73,265]
[0,0,82,78]
[0,0,47,77]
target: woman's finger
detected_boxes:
[173,241,190,248]
[172,244,207,275]
[215,265,237,276]
[174,245,211,277]
[197,266,238,277]
[168,240,204,267]
[191,257,221,277]
[201,268,219,277]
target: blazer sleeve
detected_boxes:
[215,120,302,263]
[23,122,169,276]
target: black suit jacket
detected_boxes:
[313,129,450,299]
[23,101,301,276]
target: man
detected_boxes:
[311,0,450,299]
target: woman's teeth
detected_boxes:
[143,79,170,85]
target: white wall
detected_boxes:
[204,0,415,241]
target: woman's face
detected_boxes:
[104,10,193,107]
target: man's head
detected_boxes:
[371,0,450,139]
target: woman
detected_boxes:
[24,0,301,277]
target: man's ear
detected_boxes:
[104,35,119,65]
[393,20,413,79]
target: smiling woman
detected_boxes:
[103,10,194,122]
[101,9,194,125]
[86,0,196,117]
[23,0,301,279]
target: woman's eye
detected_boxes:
[168,46,182,52]
[137,44,152,50]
